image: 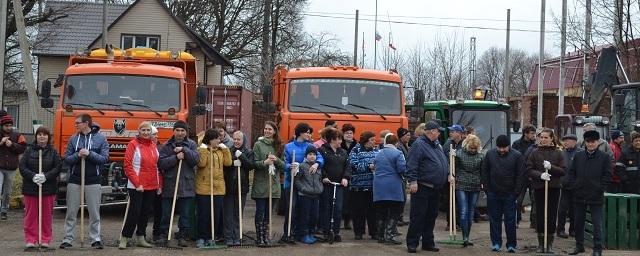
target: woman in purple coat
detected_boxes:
[372,133,406,245]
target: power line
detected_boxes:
[303,13,561,33]
[305,11,561,24]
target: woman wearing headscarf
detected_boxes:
[348,131,379,240]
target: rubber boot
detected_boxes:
[546,234,555,254]
[118,237,128,250]
[262,221,272,246]
[136,235,153,248]
[385,219,402,245]
[255,220,264,246]
[536,233,545,253]
[377,219,386,243]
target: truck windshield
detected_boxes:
[451,110,508,150]
[63,75,180,111]
[288,78,402,115]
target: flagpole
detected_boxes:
[362,32,365,67]
[374,0,378,69]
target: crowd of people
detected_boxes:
[1,110,636,256]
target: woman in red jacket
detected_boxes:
[120,122,162,249]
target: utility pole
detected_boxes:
[0,0,7,108]
[469,37,476,89]
[537,0,545,128]
[558,0,567,115]
[12,0,40,131]
[361,32,365,67]
[504,9,511,98]
[374,0,378,69]
[583,0,591,97]
[353,10,359,66]
[102,0,108,47]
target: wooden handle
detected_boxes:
[38,150,42,246]
[167,159,183,241]
[210,152,215,242]
[80,158,85,247]
[238,166,243,240]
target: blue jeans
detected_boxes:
[196,195,224,240]
[161,197,194,237]
[298,195,319,236]
[456,190,479,237]
[406,185,440,249]
[487,192,517,249]
[321,184,344,235]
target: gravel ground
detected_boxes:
[0,195,636,256]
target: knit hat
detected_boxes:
[561,134,578,141]
[496,135,510,147]
[583,130,600,142]
[0,115,13,126]
[173,120,188,131]
[305,146,317,156]
[611,130,624,140]
[397,128,410,138]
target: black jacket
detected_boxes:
[0,130,26,170]
[561,147,583,189]
[318,143,351,182]
[158,137,199,198]
[223,145,254,195]
[568,150,611,204]
[527,145,566,189]
[512,137,535,156]
[481,148,524,196]
[616,147,640,194]
[341,139,358,154]
[19,144,62,196]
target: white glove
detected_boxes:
[233,159,241,167]
[540,172,551,181]
[291,162,300,171]
[218,143,228,149]
[199,143,208,149]
[543,160,551,170]
[268,164,276,176]
[33,174,46,184]
[235,150,242,158]
[449,149,456,157]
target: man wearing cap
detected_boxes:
[616,132,640,194]
[0,115,26,220]
[443,124,464,158]
[405,121,451,253]
[568,131,611,256]
[157,120,199,246]
[579,123,613,162]
[556,134,582,239]
[608,130,625,193]
[481,135,523,253]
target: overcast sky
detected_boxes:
[304,0,569,68]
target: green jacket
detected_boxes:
[252,137,284,199]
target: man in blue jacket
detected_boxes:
[60,113,109,249]
[405,121,451,253]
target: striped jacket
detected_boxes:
[349,143,379,191]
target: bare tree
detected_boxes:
[476,47,537,99]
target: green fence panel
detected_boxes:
[606,195,618,249]
[629,195,639,249]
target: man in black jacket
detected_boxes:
[568,131,611,256]
[0,114,26,221]
[557,134,582,239]
[512,124,536,226]
[616,132,640,194]
[481,135,524,253]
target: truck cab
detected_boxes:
[269,65,408,142]
[40,47,204,208]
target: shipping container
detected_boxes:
[196,85,254,144]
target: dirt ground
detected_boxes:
[0,195,636,256]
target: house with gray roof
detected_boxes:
[7,0,231,134]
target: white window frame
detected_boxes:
[4,105,19,128]
[121,34,161,50]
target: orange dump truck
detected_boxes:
[267,65,408,142]
[39,47,208,208]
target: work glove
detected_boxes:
[449,149,456,157]
[199,143,208,149]
[218,143,228,150]
[543,160,551,170]
[268,164,276,176]
[235,150,242,158]
[33,173,46,184]
[540,172,551,181]
[233,159,242,167]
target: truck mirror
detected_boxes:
[196,86,207,104]
[40,98,54,108]
[262,85,273,103]
[40,80,52,98]
[511,120,521,133]
[191,105,206,115]
[53,74,64,88]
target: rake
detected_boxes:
[199,151,227,250]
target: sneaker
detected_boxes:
[59,242,73,249]
[25,243,37,249]
[196,239,205,248]
[225,239,234,246]
[302,235,315,244]
[309,235,317,243]
[233,239,241,246]
[491,244,501,252]
[40,243,50,248]
[507,246,516,253]
[91,241,104,249]
[0,212,7,220]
